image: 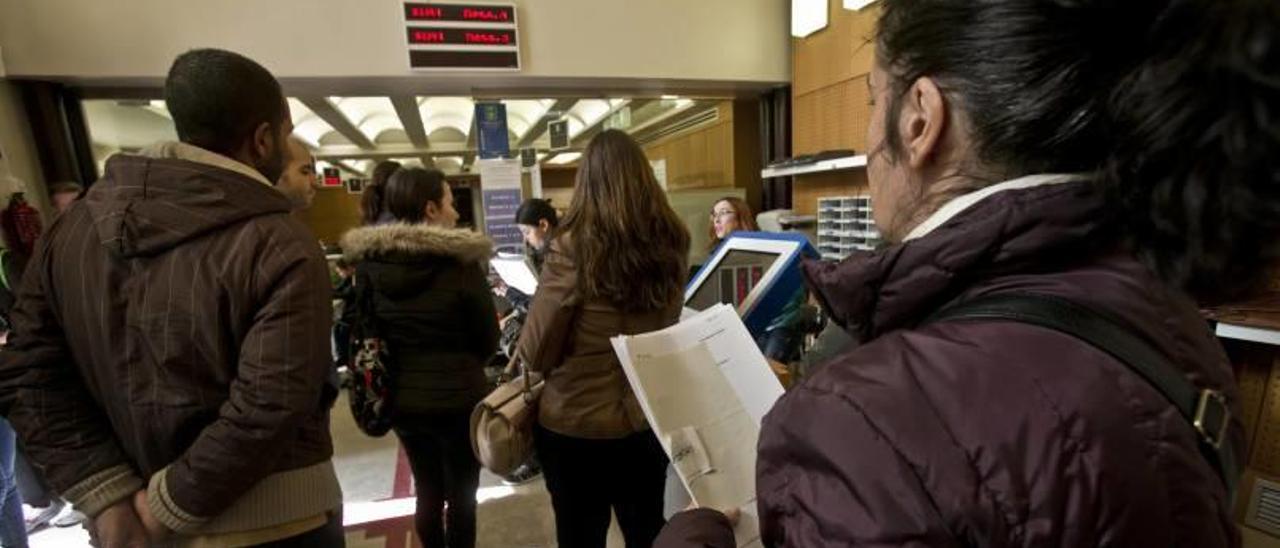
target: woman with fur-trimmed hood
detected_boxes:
[341,167,498,548]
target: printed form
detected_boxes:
[612,304,785,548]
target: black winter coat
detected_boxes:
[341,223,500,414]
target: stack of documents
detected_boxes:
[612,304,785,548]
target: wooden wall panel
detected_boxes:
[793,2,881,97]
[1256,355,1280,476]
[793,76,871,155]
[790,169,869,216]
[299,188,361,244]
[541,167,577,189]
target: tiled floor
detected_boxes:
[28,394,627,547]
[25,396,1279,547]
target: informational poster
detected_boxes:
[475,102,511,159]
[650,158,668,190]
[548,119,570,150]
[478,159,524,249]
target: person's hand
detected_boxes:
[492,280,509,297]
[132,490,172,543]
[88,498,148,548]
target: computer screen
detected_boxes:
[686,249,782,311]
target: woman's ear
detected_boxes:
[424,200,441,224]
[899,76,948,169]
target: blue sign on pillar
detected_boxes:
[475,102,510,159]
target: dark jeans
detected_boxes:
[0,420,27,548]
[535,425,669,548]
[252,509,344,547]
[394,410,480,548]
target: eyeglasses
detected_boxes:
[711,209,736,220]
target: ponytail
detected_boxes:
[1102,0,1280,303]
[361,160,402,226]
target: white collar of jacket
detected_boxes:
[904,173,1091,242]
[139,141,273,187]
[340,222,494,264]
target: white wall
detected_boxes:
[0,0,790,87]
[0,80,50,216]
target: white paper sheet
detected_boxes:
[490,255,538,295]
[612,304,784,547]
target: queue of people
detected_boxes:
[0,0,1275,546]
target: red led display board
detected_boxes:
[403,2,520,70]
[404,3,514,23]
[406,27,517,46]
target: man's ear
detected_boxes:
[251,122,274,163]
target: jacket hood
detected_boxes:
[803,179,1113,342]
[341,223,493,265]
[84,143,290,258]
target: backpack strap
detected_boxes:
[928,292,1239,499]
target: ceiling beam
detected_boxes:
[571,99,654,147]
[390,96,430,149]
[312,143,480,161]
[516,98,579,148]
[298,96,376,150]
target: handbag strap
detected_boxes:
[353,268,382,342]
[927,292,1238,499]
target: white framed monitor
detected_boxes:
[685,232,817,337]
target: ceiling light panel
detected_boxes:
[329,97,402,142]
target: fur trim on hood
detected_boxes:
[341,223,493,264]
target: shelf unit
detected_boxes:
[816,195,881,261]
[761,154,867,178]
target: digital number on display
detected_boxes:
[404,3,515,23]
[407,27,517,46]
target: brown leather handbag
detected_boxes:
[470,353,544,476]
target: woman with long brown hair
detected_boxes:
[519,129,690,548]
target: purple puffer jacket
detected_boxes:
[657,181,1242,547]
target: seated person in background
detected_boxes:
[657,0,1269,544]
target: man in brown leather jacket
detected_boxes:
[0,49,342,546]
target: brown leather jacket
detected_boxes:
[518,237,682,439]
[0,143,340,535]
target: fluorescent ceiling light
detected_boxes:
[661,95,679,100]
[548,152,581,165]
[791,0,829,38]
[843,0,877,9]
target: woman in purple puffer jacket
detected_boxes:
[657,0,1279,546]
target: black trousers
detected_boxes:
[394,410,481,548]
[535,425,669,548]
[253,509,344,547]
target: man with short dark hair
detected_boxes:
[278,138,317,211]
[0,48,343,546]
